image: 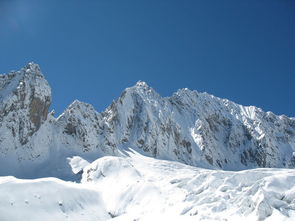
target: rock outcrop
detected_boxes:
[0,63,51,174]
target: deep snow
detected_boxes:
[1,152,295,221]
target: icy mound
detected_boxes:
[80,153,295,221]
[0,176,110,221]
[81,156,162,218]
[81,156,141,183]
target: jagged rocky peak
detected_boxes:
[103,81,161,128]
[0,62,51,145]
[55,99,115,155]
[169,87,200,107]
[135,80,149,88]
[22,63,52,130]
[134,80,152,91]
[57,100,101,130]
[105,81,163,130]
[118,81,161,103]
[57,100,100,131]
[62,99,97,115]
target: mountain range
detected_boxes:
[0,63,295,221]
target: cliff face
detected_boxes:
[0,63,51,173]
[0,63,51,142]
[0,64,294,177]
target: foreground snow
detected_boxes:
[0,177,110,221]
[1,152,295,221]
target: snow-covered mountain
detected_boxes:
[1,63,295,221]
[0,63,294,177]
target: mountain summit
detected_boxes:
[0,63,295,178]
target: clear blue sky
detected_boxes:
[0,0,294,116]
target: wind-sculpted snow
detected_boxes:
[1,153,295,221]
[80,153,295,220]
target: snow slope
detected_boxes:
[2,152,295,221]
[0,176,110,221]
[79,152,295,221]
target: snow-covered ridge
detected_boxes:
[97,79,295,170]
[0,63,294,177]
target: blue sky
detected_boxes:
[0,0,294,116]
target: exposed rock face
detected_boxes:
[0,63,51,163]
[0,64,295,177]
[56,100,118,156]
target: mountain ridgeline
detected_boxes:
[0,63,295,177]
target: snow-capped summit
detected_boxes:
[25,62,42,75]
[135,80,149,88]
[0,62,51,144]
[123,80,161,101]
